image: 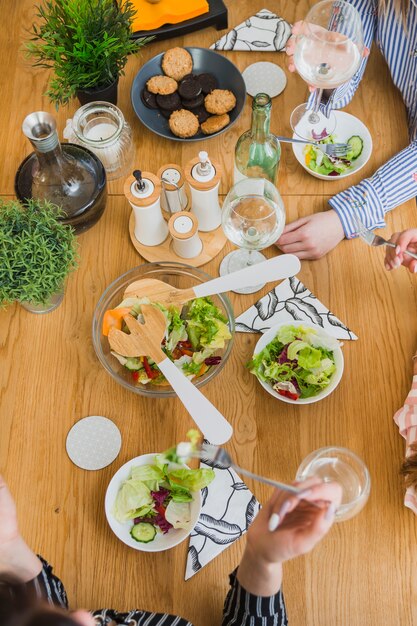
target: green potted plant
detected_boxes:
[0,199,78,313]
[26,0,152,107]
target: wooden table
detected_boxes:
[1,1,417,624]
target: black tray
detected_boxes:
[131,0,227,43]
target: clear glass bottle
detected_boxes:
[15,111,107,234]
[234,93,281,185]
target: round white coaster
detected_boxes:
[66,416,122,471]
[242,62,287,99]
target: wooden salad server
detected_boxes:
[108,304,233,445]
[123,254,301,305]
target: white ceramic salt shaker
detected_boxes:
[123,171,168,246]
[184,151,222,232]
[168,211,203,259]
[157,163,188,215]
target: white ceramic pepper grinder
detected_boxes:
[124,170,168,246]
[157,163,188,215]
[184,151,222,232]
[168,211,203,259]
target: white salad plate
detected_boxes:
[292,111,373,181]
[253,320,344,405]
[105,453,202,552]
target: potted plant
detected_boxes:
[26,0,152,107]
[0,199,78,313]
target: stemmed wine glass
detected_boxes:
[290,0,364,141]
[219,178,285,294]
[296,446,371,522]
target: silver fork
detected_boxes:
[276,135,350,158]
[192,443,302,496]
[354,213,417,260]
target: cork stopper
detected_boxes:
[124,171,161,206]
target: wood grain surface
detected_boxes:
[1,1,417,625]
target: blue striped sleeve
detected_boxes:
[307,0,377,117]
[328,140,417,237]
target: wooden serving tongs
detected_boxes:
[108,304,233,445]
[123,254,301,305]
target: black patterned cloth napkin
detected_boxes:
[236,277,357,340]
[210,9,291,52]
[185,457,260,580]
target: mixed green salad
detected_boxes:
[247,324,339,400]
[304,134,363,177]
[113,430,214,544]
[103,295,231,384]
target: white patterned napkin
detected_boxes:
[185,458,260,580]
[210,9,291,52]
[236,276,357,340]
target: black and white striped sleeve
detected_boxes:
[222,569,288,626]
[24,556,69,608]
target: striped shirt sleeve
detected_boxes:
[328,140,417,237]
[393,375,417,515]
[307,0,377,117]
[221,569,288,626]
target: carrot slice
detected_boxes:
[102,307,131,336]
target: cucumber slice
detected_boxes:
[125,357,142,371]
[130,522,156,543]
[347,135,363,159]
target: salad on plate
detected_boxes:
[113,431,214,544]
[102,294,231,385]
[304,134,363,177]
[247,324,339,400]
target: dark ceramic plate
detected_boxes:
[131,47,246,142]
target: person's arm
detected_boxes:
[328,140,417,237]
[221,479,342,626]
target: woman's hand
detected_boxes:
[384,229,417,273]
[276,210,345,260]
[237,478,342,596]
[0,476,42,583]
[286,21,369,90]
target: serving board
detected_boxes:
[129,211,227,267]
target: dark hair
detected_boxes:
[2,606,80,626]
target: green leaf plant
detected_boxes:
[0,199,78,306]
[26,0,153,107]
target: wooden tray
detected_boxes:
[129,212,227,267]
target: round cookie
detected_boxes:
[204,89,236,115]
[194,107,210,124]
[181,93,205,110]
[179,76,202,100]
[198,73,218,95]
[156,92,181,111]
[141,87,158,109]
[162,47,193,81]
[201,114,230,135]
[147,75,178,95]
[169,109,199,138]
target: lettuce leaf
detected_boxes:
[112,478,154,522]
[168,468,215,491]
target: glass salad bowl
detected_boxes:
[92,262,235,398]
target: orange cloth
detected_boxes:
[131,0,209,32]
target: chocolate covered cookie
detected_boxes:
[198,73,218,95]
[141,87,158,109]
[178,76,202,100]
[181,93,205,110]
[156,92,181,111]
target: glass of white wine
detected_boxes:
[220,178,285,294]
[290,0,364,140]
[296,446,371,521]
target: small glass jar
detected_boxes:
[64,101,133,181]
